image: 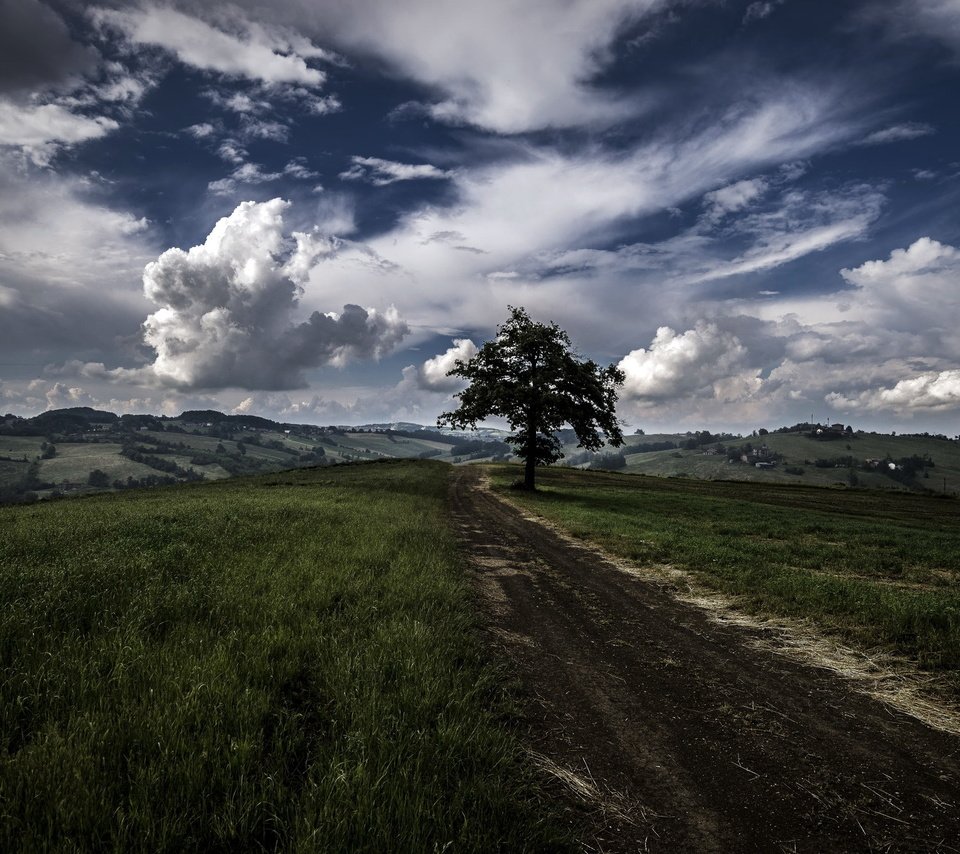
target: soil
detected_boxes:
[450,467,960,853]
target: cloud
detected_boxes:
[134,198,407,390]
[91,4,333,88]
[618,323,760,402]
[0,0,99,96]
[43,382,100,411]
[290,0,671,132]
[730,235,960,426]
[839,237,960,345]
[0,377,225,418]
[689,216,879,284]
[217,140,248,164]
[339,156,454,186]
[0,155,155,363]
[516,182,884,292]
[186,122,216,138]
[416,339,478,391]
[743,1,786,24]
[874,0,960,55]
[840,235,959,286]
[0,101,118,165]
[92,70,152,108]
[242,118,289,142]
[827,370,960,414]
[283,158,319,180]
[702,177,768,220]
[859,122,935,146]
[207,161,283,195]
[395,88,856,257]
[298,82,867,378]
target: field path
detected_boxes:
[450,467,960,853]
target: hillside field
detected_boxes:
[572,430,960,493]
[0,407,515,503]
[0,461,570,853]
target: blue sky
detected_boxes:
[1,0,959,432]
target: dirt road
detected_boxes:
[450,467,960,852]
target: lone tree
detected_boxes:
[438,306,625,490]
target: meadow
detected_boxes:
[491,465,960,680]
[0,460,571,852]
[610,431,960,492]
[38,443,160,484]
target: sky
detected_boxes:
[1,0,959,434]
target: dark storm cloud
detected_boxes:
[0,0,98,96]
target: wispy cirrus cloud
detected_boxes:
[872,0,960,55]
[339,156,454,186]
[281,0,677,132]
[90,4,335,88]
[858,122,934,146]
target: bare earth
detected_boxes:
[450,467,960,853]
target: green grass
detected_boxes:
[0,436,45,460]
[38,444,160,485]
[141,431,237,454]
[572,431,960,493]
[0,436,44,458]
[0,460,28,487]
[490,465,960,678]
[1,460,571,853]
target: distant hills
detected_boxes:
[1,407,958,504]
[0,407,511,504]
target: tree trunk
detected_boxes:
[525,359,538,490]
[524,422,536,490]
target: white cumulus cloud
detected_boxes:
[827,370,960,413]
[839,237,960,346]
[136,198,407,390]
[618,323,760,402]
[416,339,478,391]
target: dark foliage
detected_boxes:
[438,307,624,489]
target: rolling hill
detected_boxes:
[3,407,958,503]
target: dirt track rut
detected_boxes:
[450,467,960,852]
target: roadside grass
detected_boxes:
[1,460,572,853]
[489,465,960,680]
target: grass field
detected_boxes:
[0,436,44,458]
[0,459,28,487]
[567,431,960,493]
[38,444,160,485]
[0,461,571,852]
[40,443,163,483]
[490,465,960,680]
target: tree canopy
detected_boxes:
[438,306,625,489]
